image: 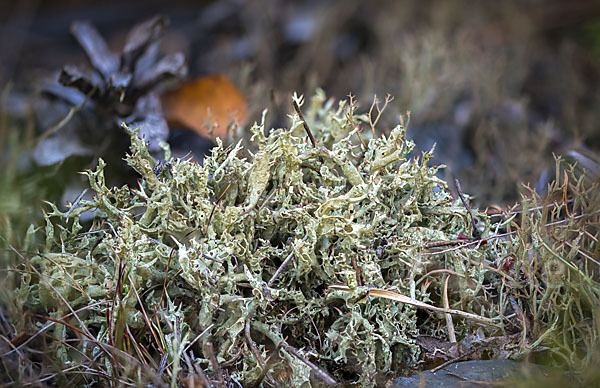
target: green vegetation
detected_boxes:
[1,92,599,387]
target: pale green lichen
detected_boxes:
[18,91,599,387]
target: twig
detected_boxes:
[128,276,165,356]
[206,180,232,235]
[279,343,338,386]
[200,253,224,264]
[2,301,109,357]
[27,264,115,362]
[252,321,337,386]
[64,188,89,219]
[421,231,514,257]
[431,345,482,373]
[183,325,214,355]
[293,100,316,147]
[38,84,97,142]
[184,353,211,387]
[497,197,574,217]
[355,125,367,151]
[443,275,456,343]
[329,285,499,327]
[40,254,89,298]
[157,246,175,310]
[257,188,278,215]
[267,236,308,287]
[203,341,226,388]
[509,297,528,339]
[563,170,570,217]
[351,254,362,287]
[245,311,262,368]
[245,309,279,388]
[455,179,481,240]
[0,307,11,337]
[424,239,470,249]
[268,250,295,287]
[184,352,211,388]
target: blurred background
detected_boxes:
[2,2,600,385]
[1,0,600,216]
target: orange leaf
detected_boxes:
[162,74,247,139]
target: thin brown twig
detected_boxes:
[424,239,470,249]
[443,275,456,343]
[38,84,97,142]
[421,238,488,256]
[106,244,126,352]
[455,179,481,240]
[355,124,367,151]
[182,325,213,356]
[293,100,317,147]
[128,275,165,356]
[206,180,232,234]
[39,254,89,299]
[563,170,571,217]
[252,354,277,388]
[184,352,211,388]
[124,324,147,366]
[27,264,115,363]
[267,236,308,287]
[279,342,338,386]
[245,309,279,388]
[431,345,482,373]
[268,249,295,287]
[158,246,175,310]
[351,254,362,287]
[257,188,278,216]
[24,315,94,351]
[203,341,226,388]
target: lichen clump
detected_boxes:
[20,91,579,387]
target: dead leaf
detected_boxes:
[328,285,499,327]
[162,74,247,139]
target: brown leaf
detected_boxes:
[328,285,499,327]
[161,74,247,139]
